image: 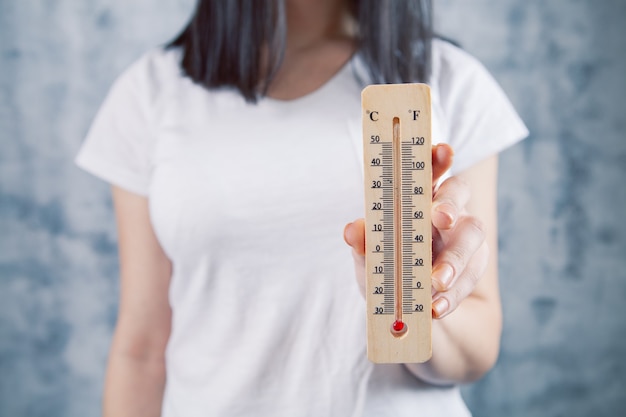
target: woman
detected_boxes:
[76,0,528,415]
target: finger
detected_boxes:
[431,215,485,292]
[343,218,366,256]
[432,176,471,230]
[432,144,454,184]
[432,242,489,319]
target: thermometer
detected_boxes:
[362,84,432,363]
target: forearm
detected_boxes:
[103,338,167,417]
[106,187,173,416]
[405,295,502,385]
[406,156,502,385]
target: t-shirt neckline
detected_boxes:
[259,55,356,107]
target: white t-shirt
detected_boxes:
[76,39,528,417]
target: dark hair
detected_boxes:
[169,0,433,102]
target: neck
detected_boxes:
[284,0,352,51]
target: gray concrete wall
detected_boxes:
[1,1,624,416]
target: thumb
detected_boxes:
[432,144,454,184]
[343,219,366,256]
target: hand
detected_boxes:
[343,144,489,319]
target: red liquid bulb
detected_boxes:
[392,320,405,332]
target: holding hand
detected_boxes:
[344,144,488,320]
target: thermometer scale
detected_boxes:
[362,84,432,363]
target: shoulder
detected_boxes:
[430,38,497,100]
[112,47,184,100]
[432,38,482,72]
[134,47,183,80]
[76,47,186,196]
[429,39,528,173]
[429,38,521,121]
[97,46,191,128]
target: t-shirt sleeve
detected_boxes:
[75,54,157,196]
[433,41,529,174]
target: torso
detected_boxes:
[79,37,525,416]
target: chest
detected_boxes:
[147,91,364,260]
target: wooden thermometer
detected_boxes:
[362,83,432,363]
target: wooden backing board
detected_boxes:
[361,83,432,363]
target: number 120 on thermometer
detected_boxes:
[362,84,432,364]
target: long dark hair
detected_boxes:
[169,0,433,102]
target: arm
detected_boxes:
[103,186,172,416]
[345,148,502,385]
[405,154,501,384]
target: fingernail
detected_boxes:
[432,263,454,290]
[343,222,353,244]
[433,203,455,228]
[433,297,449,318]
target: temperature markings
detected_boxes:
[363,83,432,363]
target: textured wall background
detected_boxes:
[1,1,624,416]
